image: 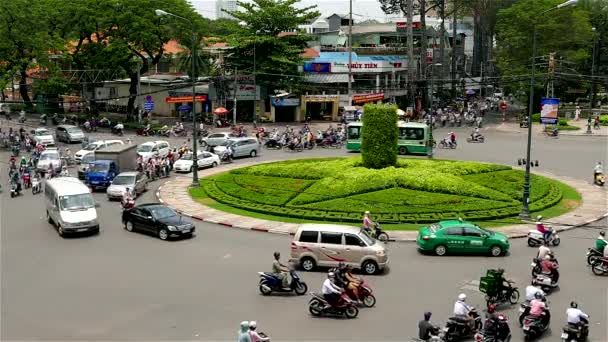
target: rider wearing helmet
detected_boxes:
[272,251,290,289]
[248,321,270,342]
[321,271,342,307]
[453,293,475,331]
[541,254,559,283]
[362,211,374,235]
[596,231,607,252]
[536,215,552,243]
[530,292,549,325]
[566,301,589,332]
[483,304,500,337]
[594,161,603,181]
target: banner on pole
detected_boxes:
[540,98,559,125]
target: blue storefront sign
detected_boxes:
[303,62,331,73]
[272,98,300,107]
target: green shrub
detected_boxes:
[532,113,541,122]
[361,104,398,169]
[558,119,568,126]
[600,115,608,126]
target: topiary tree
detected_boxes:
[361,103,398,169]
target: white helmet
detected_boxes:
[248,321,257,329]
[458,293,467,301]
[328,272,335,278]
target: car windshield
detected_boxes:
[89,163,109,172]
[67,128,82,133]
[137,144,153,153]
[40,152,59,160]
[218,140,236,146]
[209,134,225,138]
[358,231,375,245]
[59,193,95,211]
[83,143,101,151]
[112,175,134,185]
[150,206,177,220]
[180,153,202,161]
[82,154,95,163]
[35,129,50,136]
[477,225,494,236]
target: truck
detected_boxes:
[84,144,137,189]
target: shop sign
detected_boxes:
[165,95,206,103]
[330,60,407,73]
[304,95,339,102]
[272,98,300,107]
[396,21,423,32]
[352,92,385,104]
[303,62,331,73]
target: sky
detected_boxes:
[188,0,396,21]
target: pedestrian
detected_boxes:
[574,105,581,121]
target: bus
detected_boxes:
[345,121,431,155]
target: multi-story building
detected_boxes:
[216,0,238,19]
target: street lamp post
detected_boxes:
[155,9,200,187]
[589,27,597,129]
[520,0,578,219]
[426,63,441,159]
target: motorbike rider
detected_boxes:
[238,321,251,342]
[418,312,440,341]
[60,165,69,177]
[529,292,550,326]
[482,304,501,338]
[321,272,342,307]
[248,321,270,342]
[271,251,290,289]
[470,127,481,141]
[10,169,22,192]
[596,231,607,252]
[113,122,124,135]
[594,161,603,181]
[536,215,552,243]
[540,254,559,283]
[450,132,457,147]
[566,302,589,334]
[362,211,374,235]
[343,264,362,304]
[453,293,476,331]
[537,241,552,260]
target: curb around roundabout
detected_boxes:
[157,157,608,242]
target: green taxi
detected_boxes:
[416,220,510,257]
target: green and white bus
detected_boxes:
[346,121,431,155]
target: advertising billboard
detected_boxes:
[540,98,559,125]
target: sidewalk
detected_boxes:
[157,164,607,242]
[495,121,608,136]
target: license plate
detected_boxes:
[91,181,99,184]
[561,333,568,339]
[182,230,190,234]
[530,263,536,266]
[523,326,530,331]
[519,307,525,312]
[77,228,88,232]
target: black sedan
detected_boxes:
[122,203,195,240]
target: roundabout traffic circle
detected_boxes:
[193,157,576,228]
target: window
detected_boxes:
[464,227,482,237]
[399,127,424,140]
[344,234,363,246]
[445,227,463,236]
[248,139,257,145]
[320,232,342,244]
[299,230,318,243]
[209,134,225,138]
[202,153,211,158]
[347,126,361,140]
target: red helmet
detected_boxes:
[487,304,496,313]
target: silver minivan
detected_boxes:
[290,224,389,275]
[56,125,85,143]
[45,177,99,237]
[214,137,259,158]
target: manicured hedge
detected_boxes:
[361,104,398,169]
[198,158,571,224]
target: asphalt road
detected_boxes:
[1,122,607,341]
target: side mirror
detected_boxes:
[483,234,489,239]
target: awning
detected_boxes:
[304,74,354,83]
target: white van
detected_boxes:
[45,177,99,237]
[74,139,124,162]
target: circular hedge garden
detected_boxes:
[198,158,573,224]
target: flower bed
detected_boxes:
[198,158,571,224]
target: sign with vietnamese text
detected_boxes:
[540,98,559,124]
[165,95,207,103]
[303,62,331,73]
[396,21,423,32]
[303,95,339,102]
[272,98,300,107]
[352,92,385,104]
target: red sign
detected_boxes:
[352,92,385,104]
[396,22,422,31]
[500,102,508,111]
[165,95,207,103]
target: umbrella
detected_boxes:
[177,105,192,112]
[396,109,405,116]
[213,106,229,115]
[466,89,476,95]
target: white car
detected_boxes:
[33,128,55,146]
[137,140,170,162]
[37,148,63,173]
[173,151,220,173]
[75,140,124,162]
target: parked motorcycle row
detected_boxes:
[262,125,345,152]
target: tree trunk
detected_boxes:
[127,72,138,121]
[19,65,32,108]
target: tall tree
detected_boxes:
[223,0,319,94]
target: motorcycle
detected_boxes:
[484,281,519,308]
[111,126,124,136]
[590,257,608,276]
[344,278,376,307]
[520,121,529,128]
[31,176,42,195]
[220,150,233,164]
[121,197,135,210]
[527,229,560,247]
[544,128,558,137]
[531,254,558,277]
[522,312,550,340]
[438,139,456,149]
[22,172,32,188]
[258,269,308,296]
[474,313,512,342]
[308,292,359,319]
[531,273,559,293]
[172,129,187,137]
[442,307,483,342]
[18,112,26,123]
[40,115,47,125]
[586,248,602,266]
[320,138,342,149]
[264,139,283,150]
[467,135,485,143]
[285,142,303,152]
[561,322,589,342]
[363,223,389,242]
[10,182,22,198]
[594,172,605,186]
[11,144,20,157]
[518,301,532,327]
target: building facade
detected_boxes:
[216,0,238,19]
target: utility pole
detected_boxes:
[439,0,446,80]
[233,66,238,125]
[451,0,457,95]
[406,0,414,112]
[347,0,353,106]
[136,65,142,124]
